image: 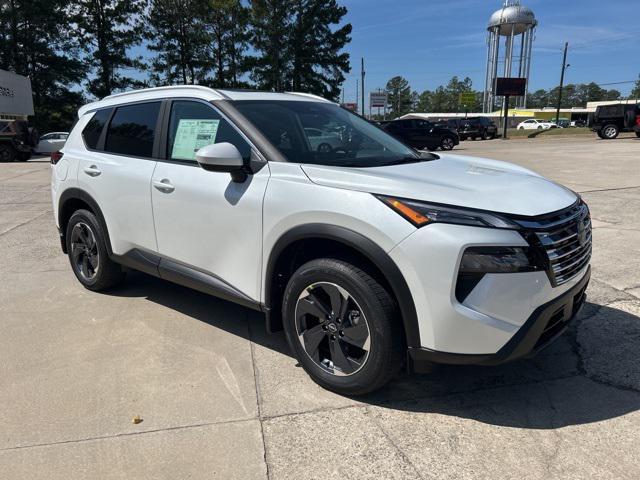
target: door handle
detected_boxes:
[153,178,175,193]
[83,165,101,177]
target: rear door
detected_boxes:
[150,99,269,301]
[76,102,161,255]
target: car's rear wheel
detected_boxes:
[0,144,16,162]
[282,258,403,395]
[601,124,619,139]
[482,130,490,140]
[440,136,455,150]
[66,209,125,291]
[635,131,640,138]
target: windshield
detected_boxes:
[232,100,420,167]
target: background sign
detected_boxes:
[369,92,388,108]
[341,102,358,111]
[495,77,527,96]
[0,69,34,116]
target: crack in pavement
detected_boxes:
[0,210,50,237]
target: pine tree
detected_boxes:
[385,76,412,118]
[69,0,147,98]
[146,0,208,85]
[0,0,86,130]
[249,0,351,98]
[248,0,292,91]
[201,0,251,87]
[287,0,351,100]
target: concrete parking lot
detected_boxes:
[1,134,639,479]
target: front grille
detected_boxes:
[513,201,592,286]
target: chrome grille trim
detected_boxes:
[513,201,592,287]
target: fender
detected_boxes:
[58,188,113,256]
[265,224,421,348]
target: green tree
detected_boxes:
[0,0,86,130]
[201,0,251,87]
[385,76,412,118]
[69,0,147,98]
[631,75,640,99]
[249,0,351,98]
[286,0,351,100]
[146,0,208,85]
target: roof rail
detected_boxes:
[285,92,332,103]
[103,85,221,101]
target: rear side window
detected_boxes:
[82,109,111,149]
[105,102,160,158]
[167,101,251,163]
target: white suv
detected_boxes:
[51,86,592,395]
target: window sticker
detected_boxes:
[171,119,220,160]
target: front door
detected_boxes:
[151,100,269,301]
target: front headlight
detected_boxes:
[376,195,519,229]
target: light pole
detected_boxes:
[555,42,569,127]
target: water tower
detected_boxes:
[483,1,537,112]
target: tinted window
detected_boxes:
[105,102,160,157]
[233,100,418,168]
[82,109,112,150]
[167,101,251,163]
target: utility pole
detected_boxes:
[361,57,366,117]
[355,78,359,111]
[555,42,569,127]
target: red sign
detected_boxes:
[341,103,357,111]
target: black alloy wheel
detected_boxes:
[295,281,371,377]
[70,222,100,281]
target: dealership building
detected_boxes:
[0,69,34,121]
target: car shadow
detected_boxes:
[107,271,640,429]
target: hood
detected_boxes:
[300,154,577,216]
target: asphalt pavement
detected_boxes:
[1,134,639,479]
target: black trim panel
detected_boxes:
[110,249,262,312]
[408,266,590,370]
[264,224,421,348]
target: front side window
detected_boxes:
[232,100,419,167]
[167,101,251,163]
[82,109,112,150]
[104,102,160,157]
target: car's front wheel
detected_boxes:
[282,258,403,395]
[66,209,125,291]
[440,136,455,150]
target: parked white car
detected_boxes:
[35,132,68,153]
[516,119,557,130]
[304,127,345,152]
[51,86,591,395]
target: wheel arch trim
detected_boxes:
[264,223,421,348]
[58,188,113,256]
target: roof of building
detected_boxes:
[78,86,333,117]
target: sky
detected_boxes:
[340,0,639,108]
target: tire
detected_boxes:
[440,136,455,150]
[482,131,490,140]
[518,126,524,130]
[282,258,403,395]
[66,209,125,291]
[596,130,605,139]
[601,124,619,139]
[635,131,640,138]
[537,126,543,130]
[317,143,333,153]
[0,144,16,162]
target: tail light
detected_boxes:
[635,115,640,126]
[50,151,64,165]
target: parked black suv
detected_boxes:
[459,117,497,141]
[381,119,459,150]
[588,103,640,139]
[0,120,37,161]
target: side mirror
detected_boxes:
[195,142,247,182]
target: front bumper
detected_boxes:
[408,266,589,371]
